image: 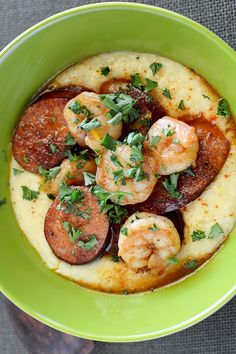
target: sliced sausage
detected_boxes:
[36,85,92,102]
[12,86,91,173]
[132,120,230,214]
[44,186,109,265]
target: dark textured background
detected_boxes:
[0,1,236,353]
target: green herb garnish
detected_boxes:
[78,117,102,131]
[185,167,195,176]
[148,223,160,231]
[21,186,39,201]
[100,66,110,76]
[83,172,96,186]
[162,173,183,199]
[167,256,179,265]
[208,223,224,239]
[217,99,230,117]
[178,99,185,110]
[68,101,93,118]
[49,144,59,154]
[202,94,210,100]
[150,135,161,147]
[57,180,84,214]
[183,259,197,270]
[162,127,176,137]
[62,221,82,242]
[111,255,121,262]
[64,133,76,146]
[78,235,98,251]
[13,168,24,176]
[144,78,157,93]
[121,226,128,236]
[191,230,206,242]
[149,62,163,76]
[38,166,61,181]
[100,133,116,151]
[110,153,123,167]
[162,88,172,99]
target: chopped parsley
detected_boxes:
[100,133,116,151]
[62,221,82,242]
[111,255,121,262]
[149,62,163,76]
[217,98,230,117]
[148,223,160,231]
[68,101,93,118]
[162,173,183,199]
[100,66,110,76]
[140,118,151,128]
[110,153,123,167]
[38,166,61,181]
[47,193,55,200]
[130,73,142,90]
[130,144,143,163]
[13,168,24,176]
[162,127,176,137]
[57,180,84,214]
[183,259,197,270]
[100,93,139,125]
[162,88,172,99]
[185,167,195,176]
[150,135,161,147]
[64,133,76,146]
[178,99,185,110]
[208,223,224,239]
[77,208,91,221]
[21,186,39,201]
[0,198,7,207]
[78,117,102,131]
[107,205,128,224]
[49,144,59,154]
[23,155,29,163]
[144,78,158,93]
[78,235,98,251]
[113,169,126,185]
[51,117,57,123]
[83,172,96,186]
[124,132,145,146]
[202,94,210,100]
[120,226,128,236]
[191,230,206,242]
[167,256,179,265]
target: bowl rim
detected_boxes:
[0,2,236,342]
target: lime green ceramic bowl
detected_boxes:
[0,2,236,342]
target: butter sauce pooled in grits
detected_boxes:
[10,51,236,294]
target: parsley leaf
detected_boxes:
[110,153,123,167]
[100,133,116,151]
[178,99,185,110]
[148,223,160,231]
[64,133,76,146]
[50,144,59,154]
[130,73,143,90]
[144,78,157,93]
[78,235,98,251]
[217,99,230,117]
[83,172,96,186]
[208,223,224,239]
[113,169,126,185]
[162,127,176,137]
[108,205,128,224]
[167,256,179,265]
[121,226,129,236]
[183,259,197,270]
[150,135,161,147]
[21,186,39,201]
[130,145,143,163]
[149,62,163,76]
[191,230,206,242]
[68,101,93,118]
[78,117,102,131]
[57,180,84,214]
[124,132,145,146]
[185,167,195,176]
[111,255,121,262]
[162,173,183,199]
[203,94,210,100]
[13,168,24,176]
[62,221,82,242]
[100,66,110,76]
[162,88,172,99]
[38,166,61,181]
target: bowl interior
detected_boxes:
[0,3,236,342]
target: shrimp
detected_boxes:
[96,144,158,205]
[63,92,122,152]
[42,157,96,195]
[144,116,199,175]
[118,212,181,271]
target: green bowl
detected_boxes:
[0,2,236,342]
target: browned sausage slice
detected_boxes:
[44,186,109,265]
[12,86,92,173]
[131,120,230,214]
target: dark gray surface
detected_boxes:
[0,1,236,353]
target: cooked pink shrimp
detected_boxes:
[96,144,158,205]
[63,92,122,152]
[144,116,199,175]
[118,212,181,271]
